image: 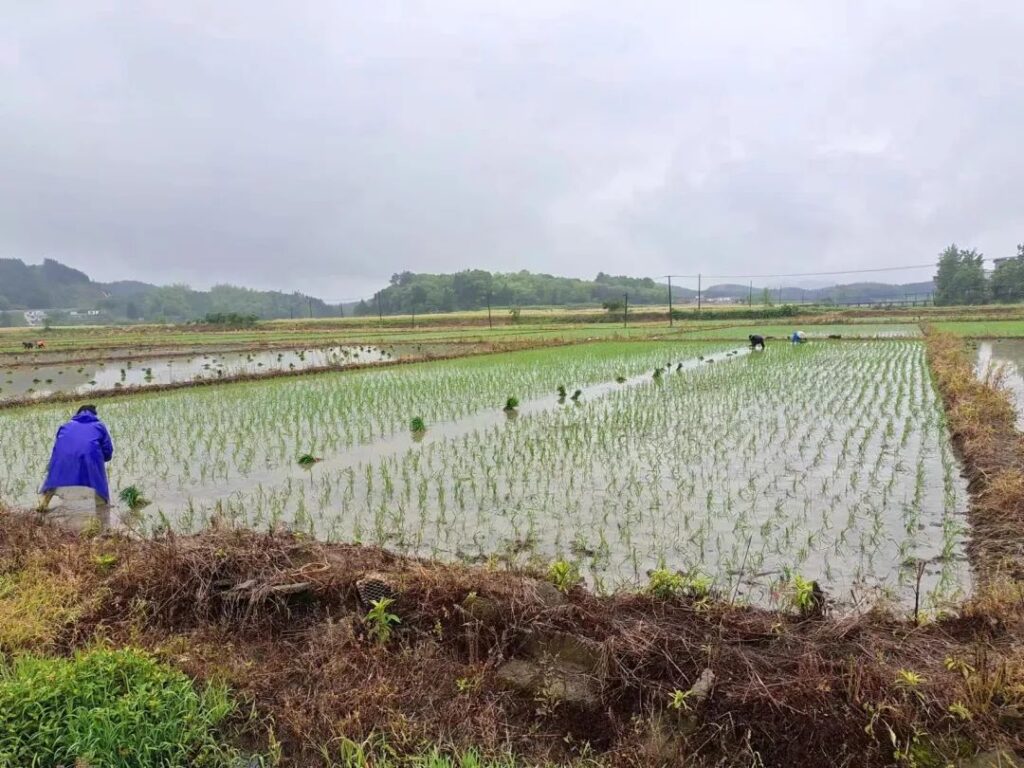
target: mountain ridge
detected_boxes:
[0,258,935,324]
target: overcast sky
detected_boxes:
[3,2,1023,299]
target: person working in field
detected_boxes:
[749,334,766,350]
[38,404,114,513]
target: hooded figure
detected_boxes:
[39,405,114,507]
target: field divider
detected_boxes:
[924,327,1024,583]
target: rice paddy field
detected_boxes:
[932,319,1024,337]
[673,322,922,339]
[0,338,970,610]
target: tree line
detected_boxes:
[352,270,669,316]
[934,243,1024,305]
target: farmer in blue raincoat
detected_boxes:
[38,405,114,512]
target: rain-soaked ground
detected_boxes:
[976,340,1024,429]
[0,345,397,402]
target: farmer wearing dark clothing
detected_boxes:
[749,334,766,350]
[38,405,114,512]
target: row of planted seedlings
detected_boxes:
[281,342,966,608]
[0,341,730,507]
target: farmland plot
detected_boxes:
[0,341,967,608]
[0,341,728,507]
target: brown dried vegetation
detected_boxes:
[1,507,1023,768]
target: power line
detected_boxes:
[664,262,939,280]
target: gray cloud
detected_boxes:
[2,1,1022,298]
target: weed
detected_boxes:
[365,597,401,646]
[92,553,118,574]
[789,574,824,617]
[0,647,238,767]
[896,669,924,688]
[948,702,972,721]
[547,559,581,593]
[0,565,85,652]
[647,568,685,599]
[668,688,693,712]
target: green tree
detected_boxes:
[934,245,961,305]
[991,246,1024,303]
[934,244,988,305]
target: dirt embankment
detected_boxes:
[2,511,1023,768]
[924,329,1024,582]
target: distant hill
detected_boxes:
[699,280,935,304]
[0,259,936,326]
[0,258,340,324]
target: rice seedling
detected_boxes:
[118,485,149,510]
[297,453,321,469]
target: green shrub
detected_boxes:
[0,647,237,767]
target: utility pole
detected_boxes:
[667,276,673,326]
[623,293,628,328]
[486,291,493,329]
[697,273,702,312]
[308,296,313,318]
[748,281,752,307]
[376,293,384,327]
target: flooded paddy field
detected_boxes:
[976,339,1024,429]
[0,345,406,402]
[0,340,968,608]
[675,322,922,340]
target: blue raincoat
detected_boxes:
[40,412,114,502]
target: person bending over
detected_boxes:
[38,404,114,513]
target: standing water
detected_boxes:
[976,340,1024,429]
[0,346,396,402]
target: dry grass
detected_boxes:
[2,509,1024,768]
[924,329,1024,581]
